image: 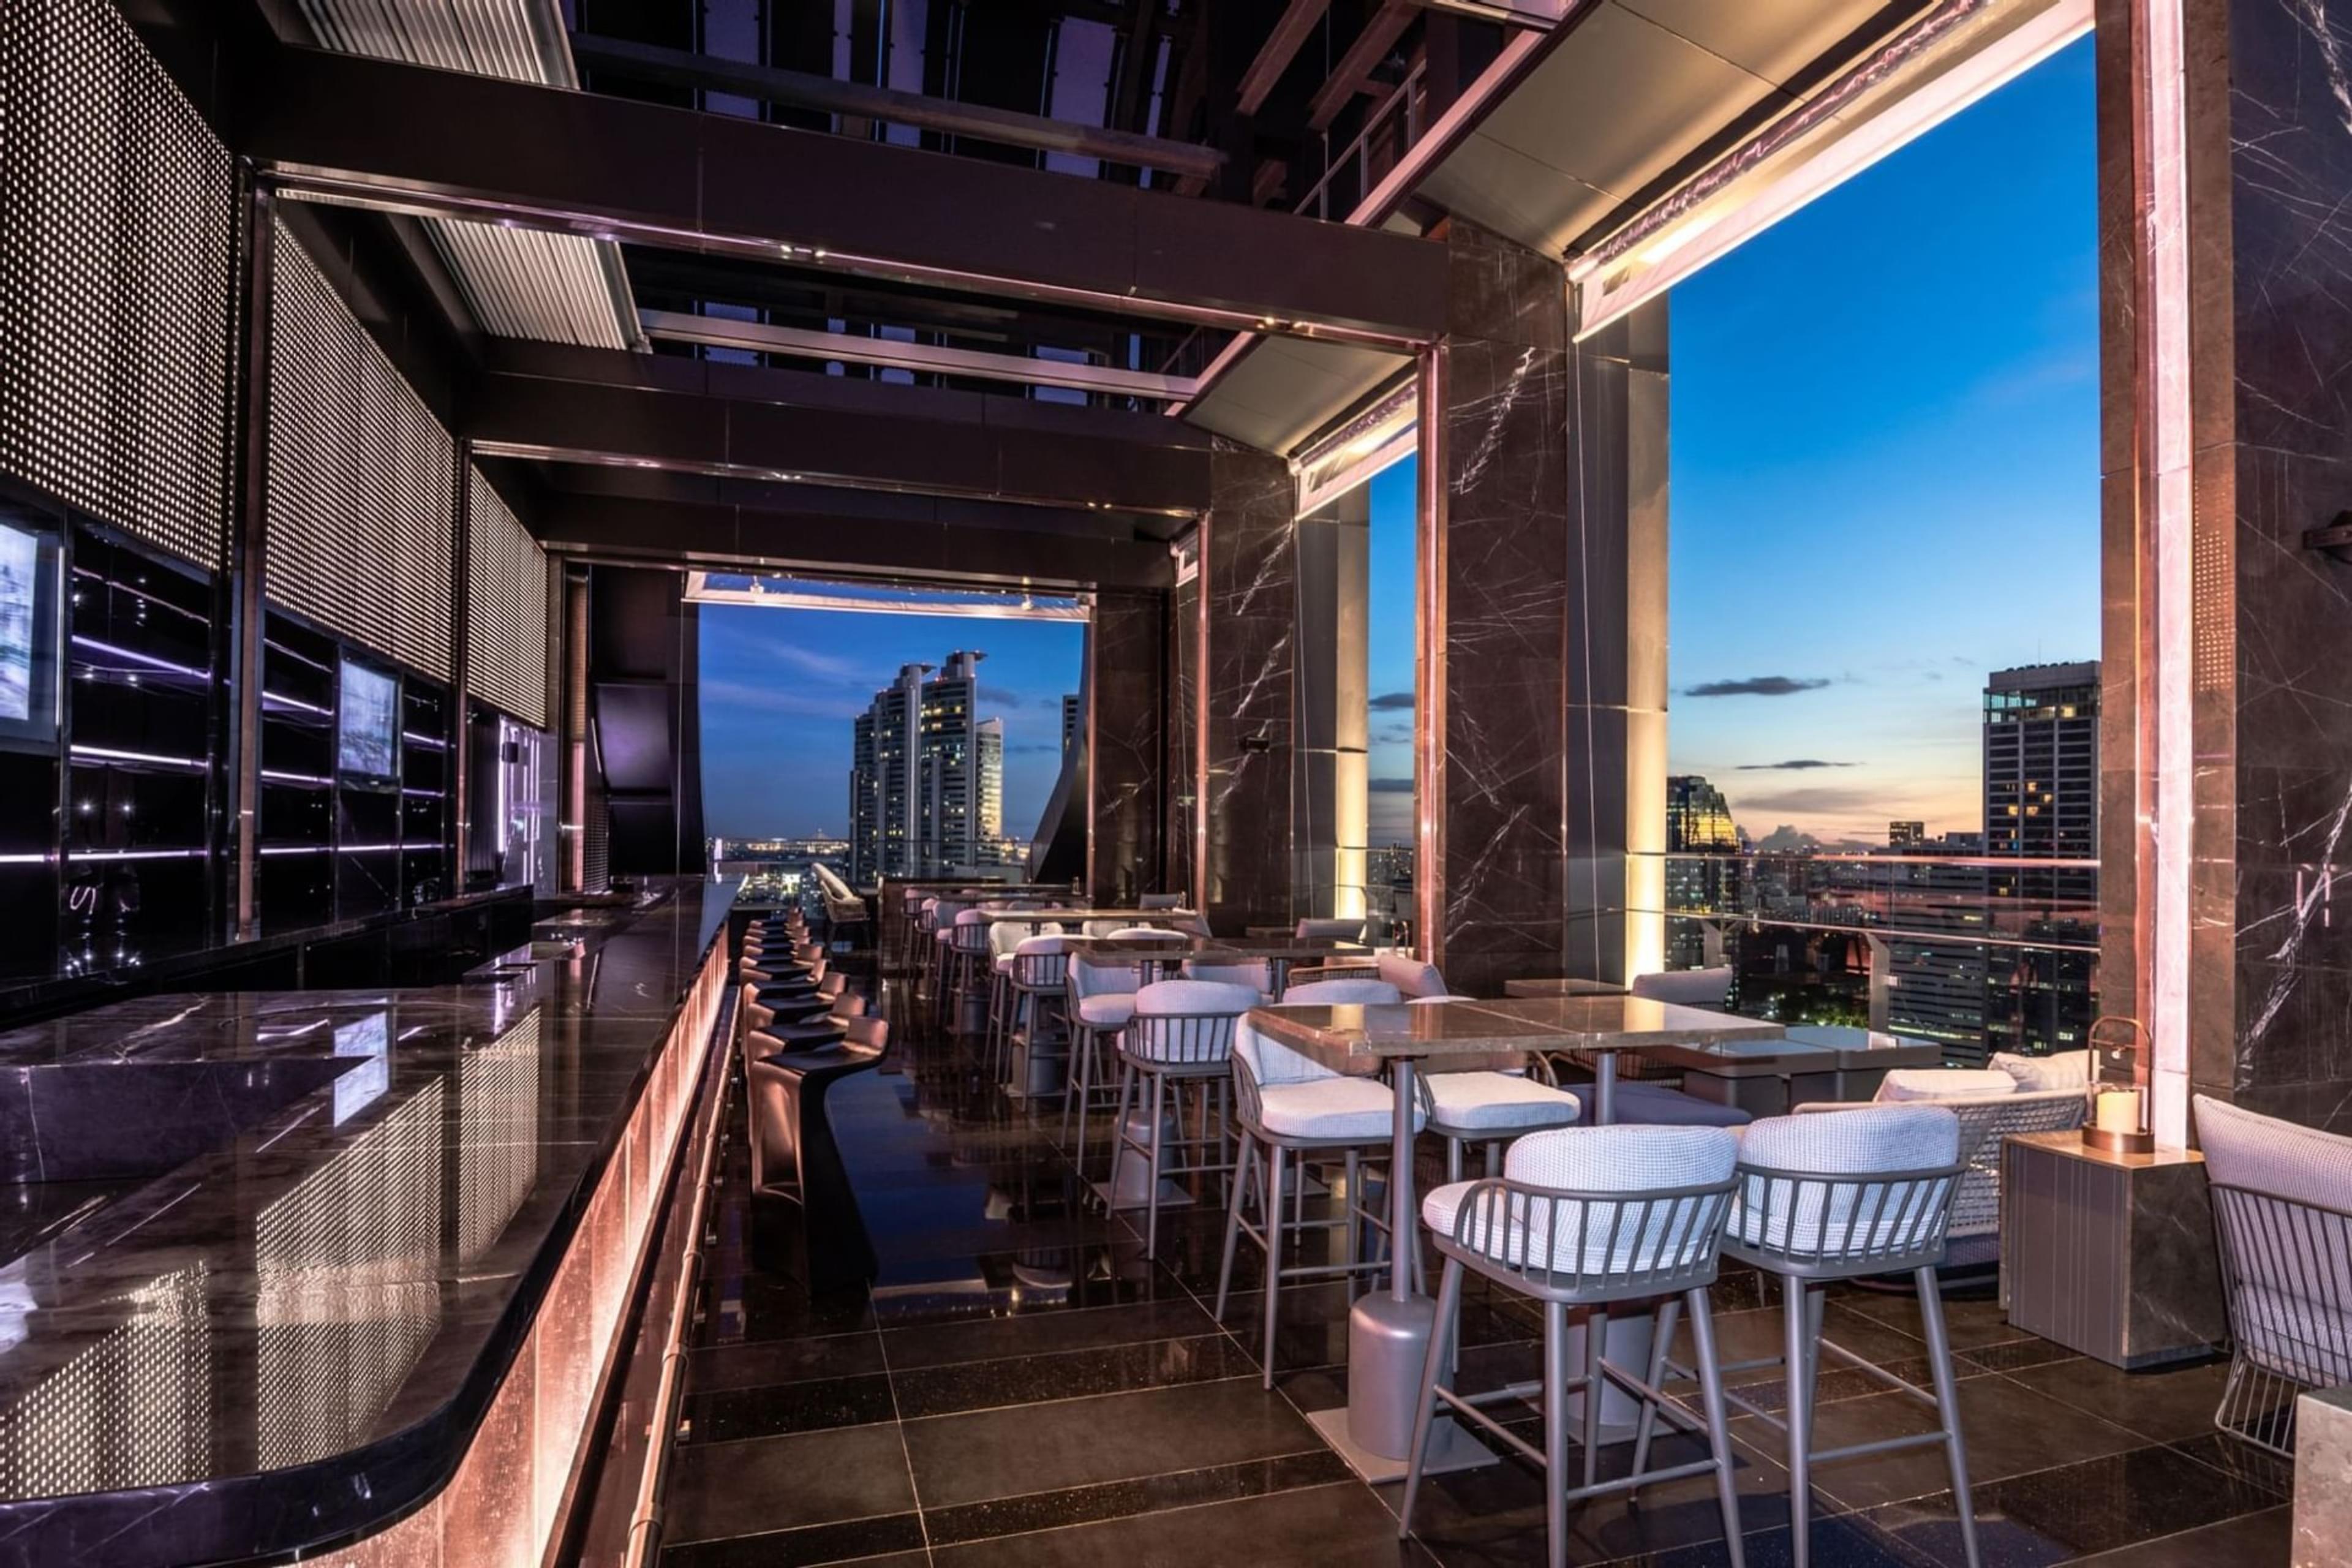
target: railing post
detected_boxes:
[1864,933,1891,1033]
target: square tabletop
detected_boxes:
[1245,996,1783,1074]
[1501,976,1629,998]
[1063,935,1370,962]
[969,907,1197,925]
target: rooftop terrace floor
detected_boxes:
[666,970,2293,1568]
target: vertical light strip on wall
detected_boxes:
[466,469,549,729]
[264,221,456,680]
[0,0,235,569]
[2146,0,2193,1147]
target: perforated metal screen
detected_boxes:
[265,222,455,681]
[0,0,235,569]
[466,469,548,729]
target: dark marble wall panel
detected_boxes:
[1087,589,1167,905]
[2098,0,2352,1133]
[1420,219,1600,996]
[1167,560,1199,904]
[1197,447,1295,933]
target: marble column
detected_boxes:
[1417,217,1664,996]
[1087,589,1167,905]
[2098,0,2352,1136]
[1196,445,1297,934]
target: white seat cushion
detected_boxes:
[1989,1049,2092,1091]
[1257,1077,1421,1141]
[1875,1068,2016,1102]
[1076,993,1135,1028]
[1425,1072,1582,1133]
[993,953,1015,972]
[1376,952,1447,998]
[1630,967,1733,1007]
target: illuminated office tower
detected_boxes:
[1062,693,1080,757]
[848,662,930,884]
[1665,775,1743,969]
[1983,661,2100,1058]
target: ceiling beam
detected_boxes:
[638,309,1198,401]
[569,34,1227,181]
[461,342,1221,514]
[1237,0,1331,116]
[240,40,1448,347]
[1308,0,1420,132]
[534,493,1175,590]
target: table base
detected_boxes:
[1306,1406,1496,1485]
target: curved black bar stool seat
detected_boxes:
[753,979,829,1005]
[753,994,836,1027]
[746,1030,884,1290]
[756,1020,851,1049]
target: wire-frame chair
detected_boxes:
[1063,954,1144,1175]
[2207,1182,2352,1454]
[1702,1106,1975,1568]
[1215,990,1418,1388]
[1109,981,1253,1257]
[1400,1127,1747,1568]
[998,938,1072,1093]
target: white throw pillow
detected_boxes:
[1990,1049,2092,1092]
[1875,1068,2018,1103]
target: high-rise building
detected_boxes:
[848,652,1008,881]
[976,717,1005,846]
[1982,662,2100,1058]
[848,662,928,885]
[1665,775,1743,970]
[1061,693,1080,757]
[1889,821,1926,848]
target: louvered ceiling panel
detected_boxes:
[292,0,635,350]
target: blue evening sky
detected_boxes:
[1363,39,2098,848]
[703,41,2095,850]
[699,606,1082,840]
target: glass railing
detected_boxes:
[1660,851,2098,1067]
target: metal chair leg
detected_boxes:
[1782,1273,1814,1568]
[1687,1287,1747,1568]
[1398,1256,1464,1540]
[1544,1298,1570,1568]
[1104,1060,1136,1211]
[1260,1140,1286,1388]
[1583,1306,1605,1490]
[1633,1296,1683,1477]
[1143,1069,1167,1257]
[1215,1130,1254,1321]
[1916,1266,1983,1568]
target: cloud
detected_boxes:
[1374,724,1414,745]
[1736,759,1855,771]
[1369,692,1415,710]
[1368,777,1414,793]
[978,684,1028,709]
[1006,741,1060,755]
[1754,825,1823,852]
[703,629,865,684]
[1038,693,1074,709]
[1683,676,1832,698]
[1732,786,1891,817]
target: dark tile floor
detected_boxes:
[659,964,2293,1567]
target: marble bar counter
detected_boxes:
[0,876,738,1568]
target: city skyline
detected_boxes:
[699,606,1081,840]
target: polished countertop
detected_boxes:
[1245,996,1784,1072]
[0,877,737,1564]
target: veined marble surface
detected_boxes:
[0,877,735,1561]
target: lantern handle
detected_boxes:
[2087,1014,2151,1052]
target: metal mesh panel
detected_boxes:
[466,469,548,728]
[0,0,235,569]
[265,222,455,679]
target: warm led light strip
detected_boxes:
[2146,0,2192,1147]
